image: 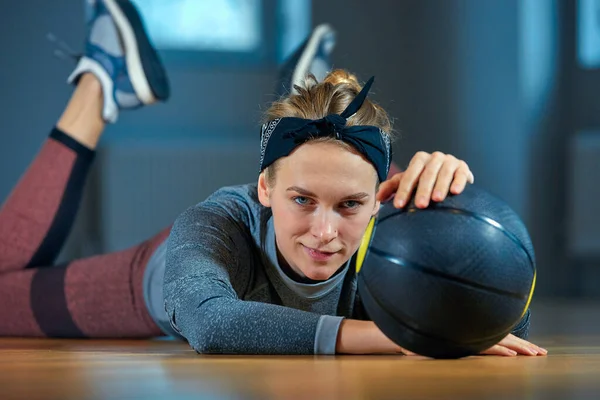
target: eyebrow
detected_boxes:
[286,186,370,200]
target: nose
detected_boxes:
[311,210,339,244]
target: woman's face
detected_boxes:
[258,141,380,281]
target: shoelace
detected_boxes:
[47,32,81,63]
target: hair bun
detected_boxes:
[322,70,362,92]
[264,68,393,141]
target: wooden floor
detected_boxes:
[1,334,599,400]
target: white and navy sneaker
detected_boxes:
[68,0,169,123]
[276,23,337,97]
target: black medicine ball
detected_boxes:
[355,184,536,359]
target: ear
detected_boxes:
[371,199,381,217]
[257,172,272,208]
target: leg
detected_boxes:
[0,0,173,338]
[0,0,169,273]
[0,75,101,273]
[0,227,170,338]
[57,73,106,149]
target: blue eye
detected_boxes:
[342,200,361,209]
[294,196,309,206]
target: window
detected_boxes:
[126,0,311,65]
[131,0,262,52]
[578,0,600,68]
[277,0,311,62]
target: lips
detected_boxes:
[303,245,339,262]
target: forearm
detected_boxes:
[166,275,333,355]
[175,302,402,356]
[336,319,405,355]
[167,279,404,355]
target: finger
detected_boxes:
[499,334,544,356]
[450,161,472,194]
[394,152,430,207]
[503,335,548,356]
[533,343,548,355]
[414,152,446,208]
[481,344,517,357]
[458,160,473,183]
[450,172,469,195]
[376,174,402,202]
[431,156,459,202]
[506,342,539,356]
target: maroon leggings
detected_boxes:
[0,128,168,338]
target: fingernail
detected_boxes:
[396,198,405,207]
[539,348,548,355]
[508,350,517,356]
[433,190,443,201]
[529,348,538,356]
[417,196,428,207]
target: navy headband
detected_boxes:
[259,76,392,182]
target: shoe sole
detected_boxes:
[103,0,169,104]
[291,24,334,92]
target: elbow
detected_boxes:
[166,298,235,355]
[187,321,237,354]
[163,278,238,354]
[188,334,225,355]
[167,314,227,354]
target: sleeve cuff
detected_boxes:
[314,315,344,355]
[511,309,531,339]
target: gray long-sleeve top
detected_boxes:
[162,183,530,355]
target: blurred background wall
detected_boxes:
[1,0,599,303]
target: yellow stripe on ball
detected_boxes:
[356,217,376,274]
[521,270,536,318]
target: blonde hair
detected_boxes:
[263,69,394,187]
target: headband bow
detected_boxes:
[259,76,391,182]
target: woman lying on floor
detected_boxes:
[0,0,545,357]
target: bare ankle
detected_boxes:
[76,73,103,100]
[57,73,106,150]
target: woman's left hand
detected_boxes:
[480,334,548,356]
[396,334,548,357]
[377,151,474,208]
